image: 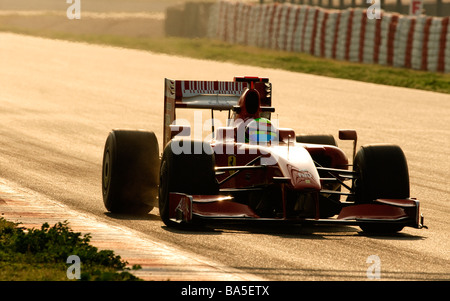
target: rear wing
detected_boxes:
[163,77,272,145]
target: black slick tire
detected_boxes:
[158,140,218,227]
[102,130,160,214]
[353,144,409,233]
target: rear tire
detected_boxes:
[159,140,218,227]
[102,130,159,214]
[353,144,409,233]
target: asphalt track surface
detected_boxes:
[0,33,449,281]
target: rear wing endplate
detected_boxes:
[163,77,272,146]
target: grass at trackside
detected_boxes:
[1,26,450,94]
[0,217,141,281]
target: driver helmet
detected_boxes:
[245,118,278,144]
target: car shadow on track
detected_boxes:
[161,222,425,241]
[356,231,426,241]
[104,212,425,241]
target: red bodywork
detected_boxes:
[163,77,424,231]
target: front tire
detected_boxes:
[158,140,218,227]
[353,144,409,233]
[102,130,160,214]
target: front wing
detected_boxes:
[168,193,425,230]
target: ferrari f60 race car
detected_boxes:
[102,76,425,233]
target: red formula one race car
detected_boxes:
[101,76,425,233]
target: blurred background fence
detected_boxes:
[165,0,450,73]
[264,0,450,17]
